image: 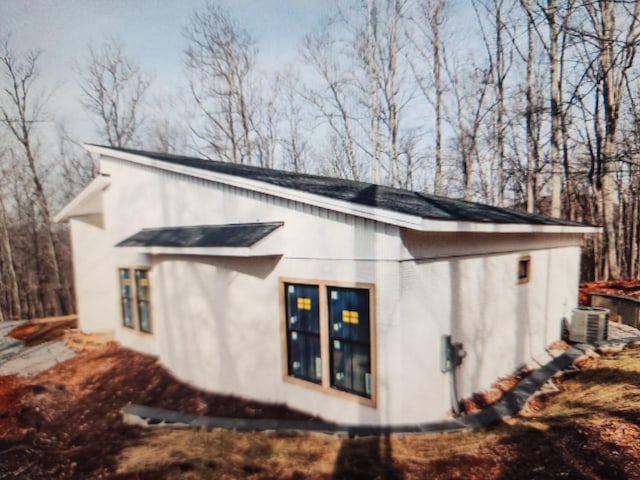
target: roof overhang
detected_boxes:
[54,174,110,222]
[115,222,284,258]
[86,144,601,235]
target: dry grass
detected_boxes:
[113,344,640,479]
[117,430,340,479]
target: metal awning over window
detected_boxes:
[115,222,284,257]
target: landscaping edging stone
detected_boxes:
[122,336,640,436]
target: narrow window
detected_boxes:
[518,256,531,284]
[328,287,372,398]
[135,269,152,333]
[119,268,134,328]
[284,283,321,383]
[118,267,152,333]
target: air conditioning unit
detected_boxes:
[569,307,609,343]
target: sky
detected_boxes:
[0,0,327,144]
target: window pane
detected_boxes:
[328,286,371,398]
[331,342,371,396]
[289,331,322,383]
[285,283,321,383]
[328,287,370,343]
[286,283,319,333]
[119,269,134,328]
[135,270,152,333]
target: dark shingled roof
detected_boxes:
[96,145,588,227]
[117,222,283,248]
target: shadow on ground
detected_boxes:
[333,433,403,480]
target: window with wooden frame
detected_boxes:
[518,256,531,284]
[282,279,375,404]
[118,267,152,333]
[284,283,321,384]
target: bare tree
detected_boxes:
[366,0,382,183]
[0,149,21,320]
[406,0,449,195]
[444,56,492,201]
[146,94,192,154]
[520,0,538,212]
[544,0,564,217]
[0,37,70,316]
[580,0,640,279]
[278,69,310,173]
[184,1,256,164]
[78,37,151,148]
[472,0,517,207]
[55,125,97,203]
[300,28,362,180]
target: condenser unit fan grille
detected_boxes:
[569,307,609,343]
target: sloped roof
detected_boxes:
[116,222,283,248]
[88,145,594,229]
[54,175,110,222]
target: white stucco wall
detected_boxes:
[392,241,582,422]
[66,154,587,425]
[69,215,119,334]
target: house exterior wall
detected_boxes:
[393,240,581,422]
[67,155,586,425]
[69,215,120,334]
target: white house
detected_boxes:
[56,144,598,425]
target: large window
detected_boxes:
[281,279,375,403]
[119,267,152,333]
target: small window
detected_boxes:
[135,269,152,333]
[518,256,531,284]
[118,267,152,333]
[119,268,134,328]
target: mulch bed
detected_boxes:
[0,341,318,479]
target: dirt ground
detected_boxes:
[3,338,640,479]
[7,316,78,347]
[2,281,640,479]
[0,321,318,479]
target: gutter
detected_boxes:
[122,337,639,436]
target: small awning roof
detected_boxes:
[54,175,110,222]
[115,222,284,257]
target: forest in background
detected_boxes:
[1,0,639,320]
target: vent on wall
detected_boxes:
[569,307,609,343]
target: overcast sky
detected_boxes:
[0,0,327,144]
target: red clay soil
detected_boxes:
[461,368,531,414]
[461,340,571,415]
[579,279,640,306]
[7,317,78,347]
[0,342,318,479]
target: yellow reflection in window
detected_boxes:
[342,310,359,325]
[297,297,312,310]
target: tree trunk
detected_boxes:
[495,0,505,207]
[0,198,21,320]
[548,0,562,218]
[432,0,443,195]
[387,0,400,186]
[367,0,381,184]
[524,0,535,213]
